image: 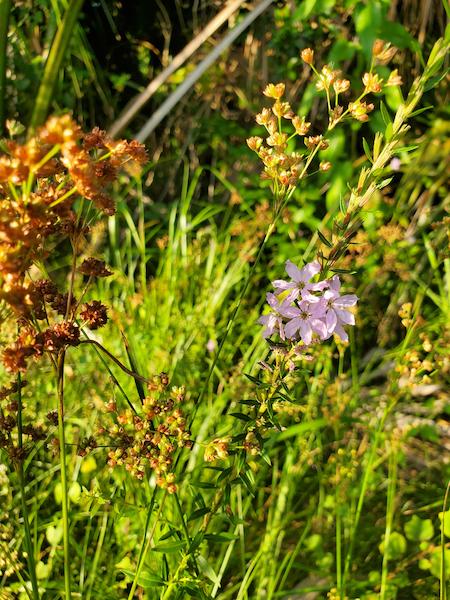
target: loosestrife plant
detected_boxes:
[248,42,404,351]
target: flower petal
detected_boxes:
[326,309,337,332]
[285,317,301,340]
[278,304,300,318]
[278,317,286,340]
[311,318,327,339]
[336,308,355,325]
[334,294,358,307]
[300,287,320,302]
[328,275,341,291]
[285,260,303,282]
[298,320,312,345]
[266,292,280,308]
[302,260,321,281]
[334,322,348,342]
[272,279,293,292]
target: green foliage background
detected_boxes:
[0,1,449,598]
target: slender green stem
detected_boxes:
[342,401,395,591]
[16,374,40,600]
[380,441,398,600]
[441,480,450,600]
[57,350,71,599]
[173,492,198,573]
[29,0,85,131]
[193,219,275,412]
[128,491,166,600]
[0,0,12,135]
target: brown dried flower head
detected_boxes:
[80,300,108,330]
[78,258,112,278]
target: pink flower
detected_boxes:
[279,299,327,345]
[321,275,358,342]
[273,260,325,302]
[258,264,358,346]
[257,293,291,339]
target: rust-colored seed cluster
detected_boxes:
[80,300,108,330]
[0,379,47,461]
[98,373,192,493]
[0,115,147,373]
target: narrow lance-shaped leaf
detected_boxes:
[29,0,85,132]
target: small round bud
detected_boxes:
[320,161,332,172]
[246,136,263,152]
[372,39,384,56]
[301,48,314,65]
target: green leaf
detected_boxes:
[409,106,433,118]
[230,412,252,422]
[378,177,393,189]
[36,560,52,580]
[260,451,272,466]
[68,481,81,504]
[317,230,333,248]
[217,467,233,484]
[427,548,450,579]
[46,523,63,547]
[204,533,238,543]
[158,528,180,542]
[362,137,373,163]
[119,568,165,587]
[439,510,450,538]
[404,515,434,541]
[152,541,186,553]
[197,555,220,586]
[121,331,145,402]
[385,122,393,141]
[379,532,407,560]
[189,532,204,553]
[194,481,216,489]
[330,268,356,274]
[188,507,210,522]
[380,102,392,127]
[378,21,418,50]
[244,373,261,385]
[274,419,327,442]
[29,0,85,130]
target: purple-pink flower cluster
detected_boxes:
[258,260,358,345]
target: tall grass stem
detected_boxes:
[57,351,71,598]
[0,0,11,135]
[16,374,40,600]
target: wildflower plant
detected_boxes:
[0,115,147,600]
[0,11,448,597]
[249,38,448,359]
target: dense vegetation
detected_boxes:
[0,1,449,599]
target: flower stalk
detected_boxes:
[56,350,71,598]
[16,374,40,600]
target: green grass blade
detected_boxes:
[0,0,12,134]
[29,0,85,131]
